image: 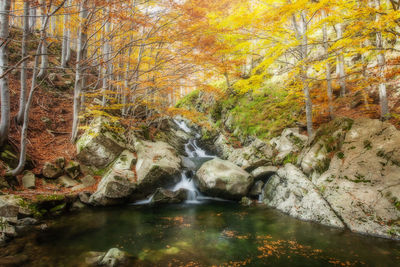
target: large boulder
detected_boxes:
[133,140,182,199]
[76,117,126,169]
[150,188,188,205]
[196,158,253,200]
[269,128,308,163]
[214,135,274,171]
[313,118,400,239]
[262,164,344,228]
[89,150,137,206]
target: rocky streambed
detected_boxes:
[1,116,400,266]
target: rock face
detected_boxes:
[133,140,181,199]
[89,150,137,206]
[214,135,274,171]
[196,158,253,200]
[76,117,126,169]
[150,188,188,205]
[270,128,308,162]
[312,118,400,239]
[251,166,278,181]
[262,164,344,228]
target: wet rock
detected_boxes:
[76,117,126,168]
[196,158,253,200]
[65,161,80,179]
[240,197,253,206]
[71,200,86,211]
[16,217,38,226]
[42,162,63,179]
[151,188,188,205]
[133,140,181,199]
[85,248,130,267]
[262,164,344,228]
[251,166,278,181]
[79,192,91,204]
[89,150,137,206]
[249,181,264,198]
[56,175,78,188]
[21,171,35,189]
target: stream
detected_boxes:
[2,120,400,266]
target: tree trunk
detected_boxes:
[336,23,346,96]
[71,0,89,142]
[102,4,111,106]
[29,5,36,32]
[37,0,48,79]
[61,0,70,68]
[16,0,30,125]
[375,0,389,119]
[0,0,11,146]
[322,9,334,119]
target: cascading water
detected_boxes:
[134,119,216,205]
[172,119,216,203]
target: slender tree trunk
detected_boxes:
[322,9,334,119]
[375,0,389,119]
[122,45,132,116]
[16,0,30,125]
[102,4,111,106]
[9,0,67,176]
[71,0,89,142]
[29,5,36,32]
[65,0,72,64]
[336,23,346,96]
[61,0,70,68]
[0,0,11,146]
[37,0,48,79]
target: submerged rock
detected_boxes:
[150,188,188,205]
[262,164,344,228]
[196,158,253,200]
[89,150,137,206]
[84,248,131,267]
[240,197,253,206]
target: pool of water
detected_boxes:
[5,202,400,266]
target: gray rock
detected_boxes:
[57,175,78,188]
[22,171,35,189]
[89,150,137,206]
[16,217,38,226]
[0,197,19,218]
[65,161,81,179]
[196,158,253,200]
[151,188,188,205]
[81,175,96,187]
[269,128,308,162]
[71,200,86,211]
[133,140,181,198]
[249,180,264,198]
[85,248,130,267]
[240,197,253,206]
[42,162,63,179]
[76,117,126,168]
[262,164,344,228]
[251,166,278,181]
[313,118,400,239]
[214,135,274,171]
[79,192,91,204]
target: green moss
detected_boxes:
[363,140,372,150]
[283,153,298,165]
[336,151,345,159]
[175,90,200,108]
